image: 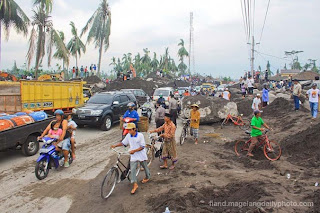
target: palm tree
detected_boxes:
[27,0,68,79]
[150,52,159,71]
[53,31,69,77]
[177,39,189,75]
[81,0,111,77]
[67,21,85,68]
[0,0,29,67]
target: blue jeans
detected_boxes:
[309,102,318,118]
[293,95,300,110]
[130,161,151,183]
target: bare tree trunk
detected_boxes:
[98,39,103,78]
[75,54,78,68]
[34,26,44,80]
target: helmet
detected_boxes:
[159,94,163,98]
[127,102,135,107]
[312,83,317,87]
[54,109,64,115]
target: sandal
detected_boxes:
[169,165,175,170]
[160,165,168,169]
[131,183,138,194]
[141,178,150,184]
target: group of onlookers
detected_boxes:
[72,64,97,79]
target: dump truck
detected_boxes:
[0,80,87,113]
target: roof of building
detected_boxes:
[280,69,300,74]
[292,71,320,81]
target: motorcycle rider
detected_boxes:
[157,94,166,108]
[38,110,71,167]
[123,102,140,128]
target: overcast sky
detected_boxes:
[1,0,320,78]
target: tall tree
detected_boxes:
[150,52,159,71]
[53,31,69,77]
[27,0,68,79]
[81,0,111,77]
[0,0,29,67]
[177,39,189,75]
[67,21,86,68]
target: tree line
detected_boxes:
[0,0,111,79]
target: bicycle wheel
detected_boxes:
[234,140,250,157]
[179,128,186,145]
[239,118,251,130]
[221,118,227,129]
[146,146,155,166]
[101,167,119,199]
[264,141,282,161]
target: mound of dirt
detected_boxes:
[281,122,320,168]
[165,80,190,88]
[236,98,254,117]
[147,181,272,213]
[305,189,320,213]
[103,78,162,96]
[83,75,101,84]
[262,98,293,117]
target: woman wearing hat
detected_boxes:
[190,104,200,144]
[149,113,177,170]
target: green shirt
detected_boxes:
[251,116,264,137]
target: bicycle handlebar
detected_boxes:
[111,148,130,156]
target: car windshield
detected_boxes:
[154,90,170,96]
[87,94,113,104]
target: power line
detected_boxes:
[240,0,248,41]
[247,0,251,41]
[255,51,291,61]
[259,0,271,43]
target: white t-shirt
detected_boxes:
[247,79,254,88]
[222,91,230,100]
[307,89,320,103]
[122,132,148,162]
[252,97,261,110]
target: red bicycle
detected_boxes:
[234,130,281,161]
[221,113,251,130]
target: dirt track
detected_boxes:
[1,100,319,213]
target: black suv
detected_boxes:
[120,89,150,107]
[73,91,137,131]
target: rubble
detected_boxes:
[181,96,238,124]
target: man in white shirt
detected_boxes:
[246,77,254,95]
[222,88,231,100]
[111,123,150,194]
[252,94,262,111]
[306,83,320,120]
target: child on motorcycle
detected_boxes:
[45,121,62,140]
[67,114,77,160]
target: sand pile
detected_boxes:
[281,122,320,168]
[83,75,102,84]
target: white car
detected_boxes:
[217,84,227,92]
[152,87,174,108]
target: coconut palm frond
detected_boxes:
[33,0,52,14]
[26,27,37,69]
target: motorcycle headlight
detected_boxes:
[72,108,77,114]
[91,110,103,116]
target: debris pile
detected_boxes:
[83,76,102,84]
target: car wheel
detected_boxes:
[22,135,39,156]
[101,115,112,131]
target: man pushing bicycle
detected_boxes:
[110,123,150,194]
[247,110,271,157]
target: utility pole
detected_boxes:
[248,36,259,77]
[189,12,194,75]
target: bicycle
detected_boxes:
[234,130,281,161]
[101,148,140,199]
[221,113,251,130]
[145,133,163,167]
[179,119,190,145]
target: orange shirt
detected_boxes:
[190,110,200,128]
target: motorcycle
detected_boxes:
[35,137,73,180]
[141,102,153,123]
[122,117,136,139]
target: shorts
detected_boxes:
[190,128,199,139]
[58,138,71,151]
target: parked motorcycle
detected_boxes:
[141,102,152,123]
[35,137,73,180]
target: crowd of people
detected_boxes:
[71,64,97,79]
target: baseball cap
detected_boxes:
[254,110,262,115]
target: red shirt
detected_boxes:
[72,68,75,73]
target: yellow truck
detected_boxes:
[201,83,215,92]
[0,80,88,113]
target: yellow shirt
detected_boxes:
[190,110,200,129]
